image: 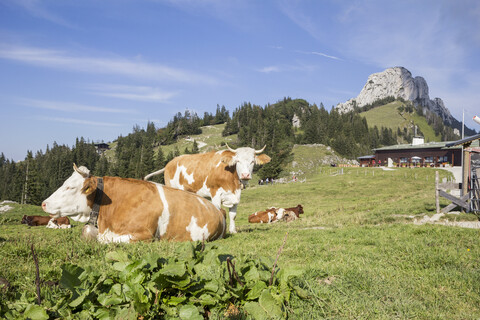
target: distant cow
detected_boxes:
[248,208,279,224]
[284,205,304,218]
[248,205,304,224]
[21,215,70,228]
[41,164,226,243]
[144,145,271,233]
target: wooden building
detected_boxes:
[357,155,376,167]
[372,138,462,167]
[445,133,480,199]
[94,143,110,155]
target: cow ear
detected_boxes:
[82,177,98,195]
[255,154,271,165]
[221,155,237,167]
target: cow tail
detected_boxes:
[144,168,165,180]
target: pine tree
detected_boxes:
[191,140,199,154]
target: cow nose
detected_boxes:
[41,202,47,212]
[241,173,251,180]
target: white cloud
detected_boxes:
[258,66,281,73]
[0,44,218,85]
[296,50,341,61]
[14,97,135,114]
[39,116,121,127]
[86,84,179,103]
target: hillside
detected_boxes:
[105,123,237,162]
[157,123,236,156]
[360,100,442,143]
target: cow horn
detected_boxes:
[225,143,236,153]
[73,163,90,178]
[255,145,266,154]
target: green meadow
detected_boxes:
[1,167,479,319]
[360,101,441,142]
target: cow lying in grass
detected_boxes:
[248,205,304,224]
[42,164,226,243]
[21,215,71,228]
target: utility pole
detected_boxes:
[22,160,29,204]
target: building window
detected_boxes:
[400,157,408,163]
[438,156,448,163]
[424,156,434,163]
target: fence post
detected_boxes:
[435,171,440,214]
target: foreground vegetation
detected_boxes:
[1,167,479,319]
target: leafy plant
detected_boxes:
[1,242,304,319]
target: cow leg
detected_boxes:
[228,204,238,233]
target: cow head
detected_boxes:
[221,144,271,181]
[21,215,29,225]
[41,164,97,223]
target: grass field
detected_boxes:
[360,102,441,142]
[1,167,480,319]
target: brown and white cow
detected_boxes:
[248,208,278,224]
[248,205,304,224]
[21,215,71,228]
[284,205,304,218]
[42,165,226,243]
[144,145,271,233]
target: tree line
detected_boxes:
[0,97,461,204]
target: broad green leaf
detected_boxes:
[179,304,203,320]
[114,305,137,320]
[244,301,268,320]
[107,251,131,272]
[69,288,90,308]
[164,295,187,306]
[277,267,303,285]
[195,293,217,306]
[244,266,260,284]
[293,285,310,299]
[159,261,186,277]
[125,269,146,286]
[105,251,130,263]
[23,304,49,320]
[246,281,267,300]
[203,279,219,293]
[94,307,113,320]
[97,292,123,307]
[60,264,84,290]
[166,276,192,289]
[259,289,284,319]
[176,242,196,261]
[110,283,122,297]
[141,253,160,271]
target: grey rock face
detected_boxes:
[337,67,454,125]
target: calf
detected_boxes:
[248,208,278,224]
[284,205,304,218]
[21,215,70,227]
[42,164,226,243]
[248,205,304,224]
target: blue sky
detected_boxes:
[1,0,479,161]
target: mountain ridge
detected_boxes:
[336,67,475,135]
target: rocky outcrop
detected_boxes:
[336,67,454,125]
[292,114,301,128]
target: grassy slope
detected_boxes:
[2,165,479,319]
[361,101,441,142]
[104,123,237,161]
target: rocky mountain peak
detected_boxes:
[336,67,454,125]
